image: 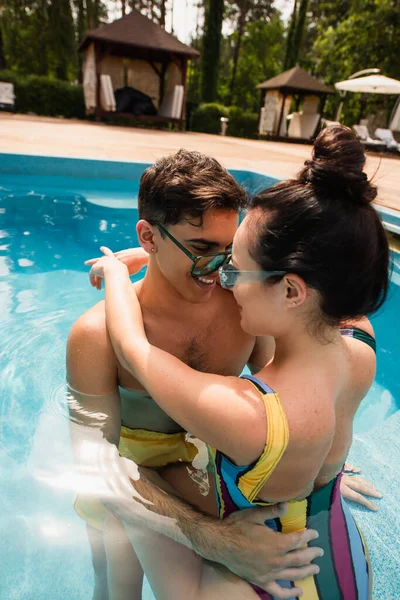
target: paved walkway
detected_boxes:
[1,112,399,211]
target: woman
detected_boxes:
[91,126,389,599]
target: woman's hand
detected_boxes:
[85,247,149,290]
[87,247,131,289]
[88,247,129,289]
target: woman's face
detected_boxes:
[231,213,290,338]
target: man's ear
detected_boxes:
[137,220,157,254]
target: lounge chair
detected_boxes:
[0,81,15,111]
[288,95,320,139]
[352,125,386,150]
[374,128,400,152]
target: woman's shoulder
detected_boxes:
[340,318,376,396]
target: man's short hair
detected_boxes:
[138,149,248,226]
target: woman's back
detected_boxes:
[254,322,376,504]
[209,325,376,600]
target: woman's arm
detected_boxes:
[96,252,266,465]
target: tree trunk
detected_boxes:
[284,0,298,70]
[291,0,309,66]
[121,0,126,16]
[228,0,248,105]
[0,25,7,70]
[201,0,224,102]
[170,0,175,33]
[160,0,166,27]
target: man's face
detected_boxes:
[154,208,239,304]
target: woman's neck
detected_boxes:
[272,320,342,367]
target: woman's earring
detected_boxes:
[292,301,297,306]
[151,248,155,253]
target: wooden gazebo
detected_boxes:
[257,66,333,140]
[79,11,200,129]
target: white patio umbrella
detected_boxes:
[335,74,400,95]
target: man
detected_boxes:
[68,150,380,600]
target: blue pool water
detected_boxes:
[0,154,399,599]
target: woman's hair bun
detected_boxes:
[299,125,377,205]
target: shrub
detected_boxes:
[191,102,229,134]
[0,71,85,119]
[191,102,258,138]
[227,106,258,139]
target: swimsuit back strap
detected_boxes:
[340,327,376,354]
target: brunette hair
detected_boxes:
[138,149,248,226]
[249,125,390,324]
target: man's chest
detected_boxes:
[118,312,255,389]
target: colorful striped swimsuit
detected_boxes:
[209,328,375,600]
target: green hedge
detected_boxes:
[191,102,229,134]
[227,106,258,139]
[191,102,258,139]
[0,71,85,119]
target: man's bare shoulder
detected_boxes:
[67,300,118,393]
[69,300,107,342]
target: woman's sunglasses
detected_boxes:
[155,223,232,277]
[219,263,286,290]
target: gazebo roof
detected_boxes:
[79,10,200,59]
[257,66,333,95]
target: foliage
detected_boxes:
[201,0,225,102]
[0,70,85,118]
[1,0,399,132]
[191,102,229,133]
[218,16,285,112]
[284,0,309,70]
[227,105,258,138]
[284,0,298,70]
[0,0,79,80]
[191,102,258,138]
[224,1,276,103]
[308,0,400,124]
[128,1,167,27]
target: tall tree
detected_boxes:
[228,0,248,104]
[48,0,76,79]
[226,0,275,104]
[220,14,285,110]
[291,0,308,66]
[201,0,224,102]
[284,0,298,70]
[0,27,6,70]
[284,0,308,70]
[310,0,400,123]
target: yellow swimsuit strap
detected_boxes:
[237,375,289,504]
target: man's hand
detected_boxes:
[196,503,323,599]
[85,247,149,290]
[341,464,382,511]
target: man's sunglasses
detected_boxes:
[154,223,232,277]
[219,263,286,290]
